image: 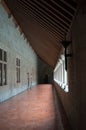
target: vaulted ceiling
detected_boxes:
[4,0,77,68]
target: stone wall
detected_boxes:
[0,4,37,102]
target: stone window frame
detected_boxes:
[16,58,20,83]
[0,48,7,86]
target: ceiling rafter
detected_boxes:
[50,0,74,16]
[16,0,67,35]
[19,0,69,31]
[40,0,72,23]
[44,0,73,20]
[63,0,77,9]
[28,0,70,27]
[60,0,77,11]
[3,0,77,68]
[14,5,62,42]
[15,2,64,40]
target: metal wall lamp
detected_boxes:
[61,40,72,71]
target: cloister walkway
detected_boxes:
[0,84,70,130]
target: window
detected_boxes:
[54,55,69,92]
[0,48,7,86]
[16,58,20,83]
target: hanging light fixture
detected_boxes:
[61,40,72,71]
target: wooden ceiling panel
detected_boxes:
[13,12,62,67]
[4,0,77,68]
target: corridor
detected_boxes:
[0,85,70,130]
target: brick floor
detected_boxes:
[0,84,70,130]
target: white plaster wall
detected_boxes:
[0,4,37,102]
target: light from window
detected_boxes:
[54,55,69,92]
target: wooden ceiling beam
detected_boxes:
[15,3,64,40]
[61,0,77,11]
[42,0,72,20]
[15,8,61,42]
[19,0,69,31]
[15,14,64,51]
[63,0,77,9]
[28,0,69,29]
[30,0,70,27]
[40,0,72,23]
[50,0,74,17]
[16,0,67,35]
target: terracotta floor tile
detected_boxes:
[0,84,70,130]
